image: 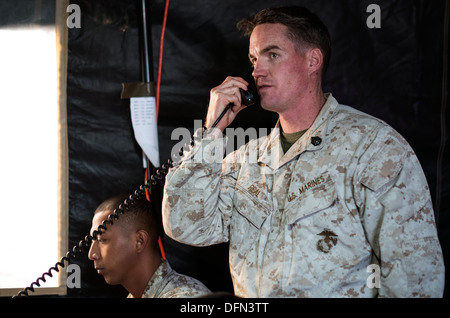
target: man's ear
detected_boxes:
[135,230,150,253]
[308,48,323,76]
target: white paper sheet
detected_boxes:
[130,96,160,168]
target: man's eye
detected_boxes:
[95,235,106,243]
[270,52,279,59]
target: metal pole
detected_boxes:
[139,0,154,84]
[137,0,156,173]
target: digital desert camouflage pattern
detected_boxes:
[162,94,445,297]
[128,259,210,298]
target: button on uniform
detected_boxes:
[311,136,322,146]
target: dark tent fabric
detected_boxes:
[1,0,447,298]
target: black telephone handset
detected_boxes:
[240,88,258,107]
[14,85,259,297]
[211,88,259,128]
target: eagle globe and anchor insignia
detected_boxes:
[316,229,338,253]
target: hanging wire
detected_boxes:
[155,0,169,118]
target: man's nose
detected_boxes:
[88,240,99,260]
[252,60,266,79]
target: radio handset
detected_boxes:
[211,88,259,128]
[240,88,258,107]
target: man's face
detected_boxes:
[88,210,137,285]
[249,23,310,112]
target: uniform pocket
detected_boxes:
[233,182,271,229]
[285,178,337,225]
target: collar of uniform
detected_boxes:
[257,93,338,170]
[128,258,171,298]
[297,92,338,153]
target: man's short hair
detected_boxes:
[237,6,331,76]
[94,193,161,242]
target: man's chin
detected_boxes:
[258,95,276,111]
[101,274,119,286]
[260,101,277,112]
[104,278,120,286]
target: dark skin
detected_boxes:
[88,209,161,298]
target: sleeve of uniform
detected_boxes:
[162,128,238,246]
[354,124,445,298]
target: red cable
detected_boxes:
[145,169,166,260]
[155,0,170,118]
[146,0,169,260]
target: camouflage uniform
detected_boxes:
[128,259,210,298]
[162,94,445,297]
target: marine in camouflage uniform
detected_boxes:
[162,6,445,297]
[162,93,445,297]
[128,259,211,298]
